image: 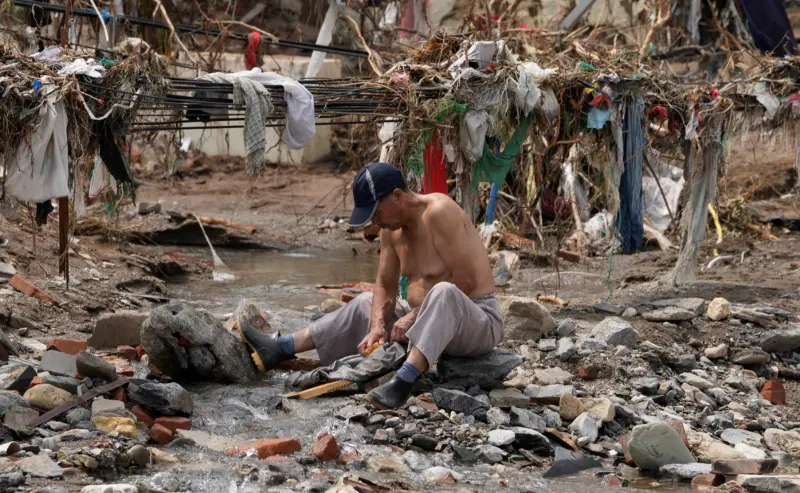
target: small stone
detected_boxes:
[543,447,601,478]
[510,427,552,454]
[720,429,763,448]
[577,366,599,381]
[4,405,39,434]
[734,443,768,460]
[138,201,162,215]
[367,455,410,473]
[92,398,125,417]
[487,407,510,426]
[335,404,369,421]
[569,412,600,443]
[689,431,746,462]
[422,466,461,484]
[524,384,575,404]
[432,388,488,416]
[488,429,516,447]
[39,351,77,377]
[658,463,712,480]
[117,345,139,361]
[488,388,528,408]
[128,382,192,417]
[538,339,556,352]
[707,298,731,321]
[628,422,694,470]
[764,429,800,458]
[23,384,72,411]
[76,352,118,382]
[594,302,625,315]
[559,393,584,421]
[534,367,573,385]
[403,450,432,471]
[18,454,63,478]
[556,338,577,361]
[92,416,137,439]
[556,319,577,337]
[760,326,800,354]
[411,434,437,451]
[438,350,522,388]
[711,458,778,475]
[311,433,339,461]
[760,380,786,405]
[0,365,36,393]
[542,408,562,428]
[704,344,729,360]
[590,317,637,348]
[583,398,615,422]
[499,296,557,341]
[509,406,546,431]
[127,444,151,467]
[474,444,505,464]
[741,477,800,493]
[730,349,770,365]
[80,486,138,493]
[643,307,696,322]
[0,442,20,455]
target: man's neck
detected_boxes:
[401,192,428,230]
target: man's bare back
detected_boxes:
[379,193,495,308]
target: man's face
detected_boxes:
[371,190,404,231]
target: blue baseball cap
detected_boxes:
[348,162,406,229]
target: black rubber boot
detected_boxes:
[236,315,295,372]
[366,376,414,410]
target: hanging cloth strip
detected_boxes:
[740,0,796,57]
[423,133,447,194]
[245,32,261,70]
[471,116,533,191]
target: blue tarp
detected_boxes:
[740,0,796,57]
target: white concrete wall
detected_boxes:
[173,53,343,165]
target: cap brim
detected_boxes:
[348,201,379,230]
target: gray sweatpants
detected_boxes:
[309,282,504,366]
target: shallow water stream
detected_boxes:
[148,248,691,493]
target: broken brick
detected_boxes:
[110,387,126,403]
[225,438,301,459]
[9,274,58,305]
[132,405,154,428]
[311,433,340,462]
[338,450,360,466]
[760,380,786,405]
[619,434,635,466]
[117,345,139,361]
[340,291,356,303]
[154,417,192,433]
[46,339,87,355]
[136,345,146,359]
[665,419,690,447]
[148,424,174,445]
[29,377,43,388]
[577,366,598,381]
[711,458,778,475]
[691,474,716,489]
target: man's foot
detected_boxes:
[236,315,295,372]
[365,376,414,410]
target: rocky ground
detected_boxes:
[0,155,797,493]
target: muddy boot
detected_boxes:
[366,376,414,410]
[236,315,294,372]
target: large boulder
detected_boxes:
[759,325,800,354]
[141,302,256,383]
[437,350,522,388]
[498,296,556,341]
[628,422,694,470]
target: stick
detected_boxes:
[340,13,383,76]
[643,222,673,251]
[154,0,198,65]
[88,0,110,43]
[197,216,256,234]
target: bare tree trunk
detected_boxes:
[662,117,723,286]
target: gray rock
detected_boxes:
[432,388,489,416]
[557,337,577,361]
[594,303,625,315]
[556,319,577,337]
[704,344,729,359]
[88,311,147,348]
[0,365,36,393]
[534,367,573,385]
[91,398,125,418]
[658,462,712,479]
[489,388,528,408]
[538,339,556,352]
[543,447,601,478]
[487,407,510,426]
[498,296,557,341]
[632,377,661,396]
[510,427,552,454]
[39,351,77,377]
[721,428,764,447]
[403,450,433,471]
[730,349,771,365]
[680,373,714,390]
[128,382,193,417]
[706,388,731,406]
[66,407,91,426]
[628,422,695,470]
[740,476,800,493]
[18,454,63,478]
[642,307,696,322]
[410,434,436,451]
[41,437,59,451]
[438,350,522,388]
[760,326,800,354]
[4,405,39,434]
[138,202,162,215]
[488,429,516,447]
[0,469,24,490]
[335,405,369,421]
[76,352,118,382]
[590,317,637,348]
[80,486,138,493]
[569,412,600,443]
[523,385,574,402]
[579,337,609,351]
[542,408,562,428]
[127,445,150,467]
[509,407,546,432]
[46,421,69,432]
[141,302,256,383]
[42,375,82,394]
[648,298,706,315]
[667,353,697,371]
[474,444,505,464]
[623,307,638,318]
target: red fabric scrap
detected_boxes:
[648,105,667,121]
[423,133,447,195]
[589,93,611,108]
[245,32,261,70]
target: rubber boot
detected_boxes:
[366,376,414,410]
[236,315,294,372]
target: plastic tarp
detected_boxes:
[618,98,645,254]
[284,342,406,390]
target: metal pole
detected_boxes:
[58,0,71,287]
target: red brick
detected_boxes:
[225,438,301,459]
[665,419,690,447]
[110,387,126,403]
[620,434,635,466]
[603,475,625,487]
[691,474,716,489]
[136,345,146,359]
[148,424,174,445]
[338,450,360,465]
[340,291,356,303]
[154,417,192,433]
[577,366,598,381]
[117,345,138,361]
[761,380,786,405]
[29,377,43,388]
[311,433,340,461]
[711,458,778,475]
[46,339,87,355]
[132,405,154,427]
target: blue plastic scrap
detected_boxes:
[587,107,611,129]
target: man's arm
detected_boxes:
[369,229,401,333]
[429,202,478,295]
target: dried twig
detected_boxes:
[153,0,198,65]
[340,13,384,76]
[638,0,673,61]
[87,0,110,44]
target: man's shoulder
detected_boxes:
[425,193,461,218]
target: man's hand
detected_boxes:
[390,310,417,344]
[357,329,385,356]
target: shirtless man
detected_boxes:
[238,162,503,409]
